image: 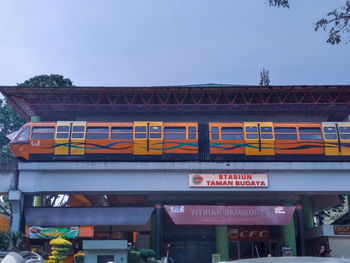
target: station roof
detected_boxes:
[1,84,350,121]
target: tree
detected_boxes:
[0,99,25,161]
[17,74,73,87]
[0,74,73,161]
[268,0,350,44]
[259,68,270,86]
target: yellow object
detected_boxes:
[133,122,163,155]
[338,122,350,156]
[70,122,86,155]
[0,213,10,232]
[244,122,274,155]
[322,122,350,156]
[322,122,339,156]
[55,121,71,155]
[50,237,72,246]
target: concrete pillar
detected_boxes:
[31,115,42,208]
[295,206,306,256]
[8,190,22,232]
[216,226,229,261]
[155,204,162,260]
[302,197,314,229]
[282,216,297,256]
[150,213,156,250]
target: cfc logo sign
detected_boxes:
[228,227,270,241]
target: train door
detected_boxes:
[322,122,339,156]
[244,122,275,155]
[324,122,350,156]
[133,122,163,155]
[338,123,350,155]
[54,121,86,156]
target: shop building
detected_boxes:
[1,84,350,262]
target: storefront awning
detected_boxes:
[25,207,154,226]
[164,205,295,225]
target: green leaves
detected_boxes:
[267,0,290,8]
[0,231,25,252]
[17,74,73,87]
[0,74,74,161]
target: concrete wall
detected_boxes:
[18,162,350,194]
[0,162,17,194]
[329,237,350,258]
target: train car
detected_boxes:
[9,121,199,161]
[9,121,350,161]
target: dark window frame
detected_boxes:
[31,126,55,139]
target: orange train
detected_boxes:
[9,121,350,161]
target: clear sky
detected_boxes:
[0,0,349,86]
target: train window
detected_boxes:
[275,134,297,140]
[324,127,336,133]
[299,127,321,133]
[261,134,273,139]
[149,126,162,139]
[246,127,257,132]
[150,133,162,138]
[300,134,322,140]
[188,126,197,139]
[135,133,146,139]
[222,134,243,140]
[164,127,186,139]
[211,127,219,133]
[57,126,69,132]
[56,133,69,139]
[86,133,108,139]
[164,133,186,139]
[165,127,186,133]
[16,127,29,142]
[299,127,322,140]
[261,127,272,132]
[135,126,146,132]
[340,134,350,139]
[189,127,196,133]
[211,134,219,140]
[111,133,132,139]
[111,127,133,139]
[274,127,297,140]
[72,133,84,139]
[86,127,109,139]
[339,127,350,133]
[31,127,55,139]
[222,127,243,133]
[112,127,133,133]
[111,127,132,139]
[32,127,55,133]
[150,126,162,132]
[325,134,337,139]
[73,126,85,132]
[274,127,297,133]
[221,127,243,140]
[188,133,196,139]
[246,134,258,139]
[87,127,108,133]
[32,133,54,139]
